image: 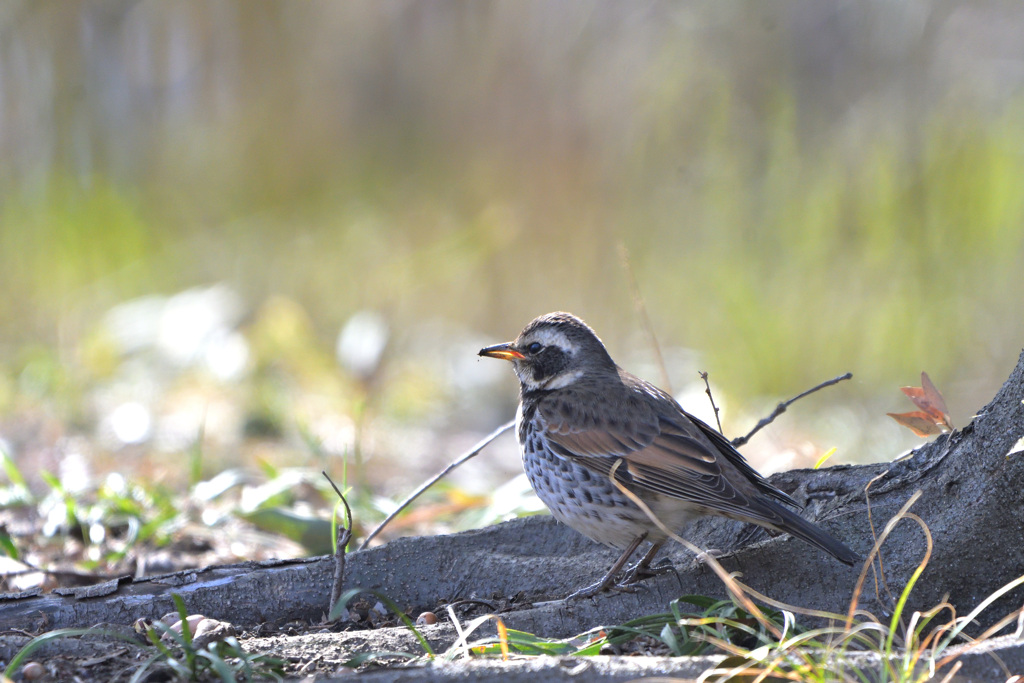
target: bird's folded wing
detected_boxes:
[541,408,777,522]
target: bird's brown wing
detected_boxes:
[683,411,800,508]
[539,395,788,525]
[534,377,860,566]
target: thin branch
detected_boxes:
[732,372,853,447]
[699,370,724,434]
[0,562,124,583]
[357,419,515,550]
[322,471,352,612]
[619,243,671,393]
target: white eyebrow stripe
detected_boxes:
[528,327,577,352]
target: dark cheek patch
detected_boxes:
[532,348,568,381]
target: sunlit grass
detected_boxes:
[329,495,1024,682]
[3,97,1023,389]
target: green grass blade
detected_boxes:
[199,648,237,683]
[0,528,19,559]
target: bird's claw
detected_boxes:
[563,579,613,601]
[620,557,673,585]
[564,558,675,600]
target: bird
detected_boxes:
[479,311,859,599]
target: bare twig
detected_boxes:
[0,562,124,583]
[699,370,724,434]
[619,243,671,393]
[357,419,515,550]
[322,471,352,612]
[731,372,853,447]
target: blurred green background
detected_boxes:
[1,1,1023,542]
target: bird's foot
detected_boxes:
[563,578,617,601]
[564,559,675,600]
[619,557,674,585]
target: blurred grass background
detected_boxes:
[1,1,1023,552]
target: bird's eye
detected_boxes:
[526,342,542,355]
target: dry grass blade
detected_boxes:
[935,660,963,683]
[607,459,781,640]
[734,581,849,623]
[443,612,507,660]
[445,605,470,661]
[845,490,924,630]
[700,650,804,683]
[933,573,1024,671]
[619,242,671,392]
[906,600,956,653]
[868,469,919,601]
[862,470,902,609]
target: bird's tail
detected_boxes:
[769,503,861,566]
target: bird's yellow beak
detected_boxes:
[478,342,525,361]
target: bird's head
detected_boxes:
[479,312,616,391]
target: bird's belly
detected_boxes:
[520,440,690,550]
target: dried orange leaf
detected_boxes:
[899,372,953,429]
[919,372,950,414]
[888,411,947,437]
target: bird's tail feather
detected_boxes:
[770,504,861,566]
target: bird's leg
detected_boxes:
[564,533,647,600]
[618,540,670,586]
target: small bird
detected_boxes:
[479,312,858,599]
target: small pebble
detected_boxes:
[162,614,206,642]
[22,661,45,680]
